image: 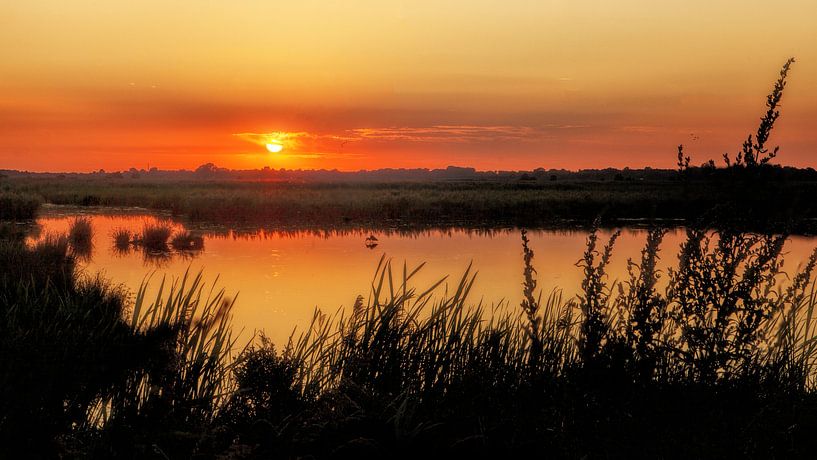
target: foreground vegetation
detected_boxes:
[4,219,817,458]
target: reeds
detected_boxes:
[112,227,132,251]
[67,217,93,261]
[8,170,817,232]
[1,235,240,456]
[0,191,41,220]
[68,217,93,245]
[170,231,205,252]
[220,227,817,457]
[91,270,241,431]
[7,222,817,457]
[112,224,205,264]
[138,222,173,252]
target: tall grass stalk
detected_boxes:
[93,270,242,427]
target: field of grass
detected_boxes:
[6,168,817,231]
[5,218,817,457]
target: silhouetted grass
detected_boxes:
[215,227,817,458]
[111,227,132,254]
[0,235,239,458]
[67,217,93,261]
[170,231,204,252]
[0,191,41,220]
[137,222,173,252]
[6,224,817,457]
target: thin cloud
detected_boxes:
[233,131,314,147]
[233,124,589,159]
[351,125,543,143]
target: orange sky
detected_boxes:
[2,0,816,172]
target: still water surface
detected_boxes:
[28,206,817,345]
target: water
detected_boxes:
[28,206,817,345]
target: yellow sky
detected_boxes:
[2,0,816,171]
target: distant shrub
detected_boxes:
[79,194,101,206]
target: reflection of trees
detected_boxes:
[199,226,521,241]
[193,224,632,243]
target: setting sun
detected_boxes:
[265,143,283,154]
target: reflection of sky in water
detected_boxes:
[28,206,817,347]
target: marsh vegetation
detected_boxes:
[6,171,817,232]
[4,217,817,458]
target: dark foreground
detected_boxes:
[3,213,817,459]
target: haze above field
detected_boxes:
[2,1,816,172]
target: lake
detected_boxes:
[27,205,817,345]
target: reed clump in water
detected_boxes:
[67,217,93,261]
[170,231,205,252]
[111,227,132,252]
[111,224,205,264]
[136,222,173,252]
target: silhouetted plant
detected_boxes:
[520,229,543,368]
[667,229,787,381]
[676,145,690,172]
[111,227,132,256]
[677,57,796,170]
[0,191,41,220]
[170,231,205,252]
[67,217,93,261]
[616,228,668,381]
[575,222,620,364]
[137,222,173,252]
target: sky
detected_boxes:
[1,0,816,172]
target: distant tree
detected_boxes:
[195,163,218,174]
[195,163,226,178]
